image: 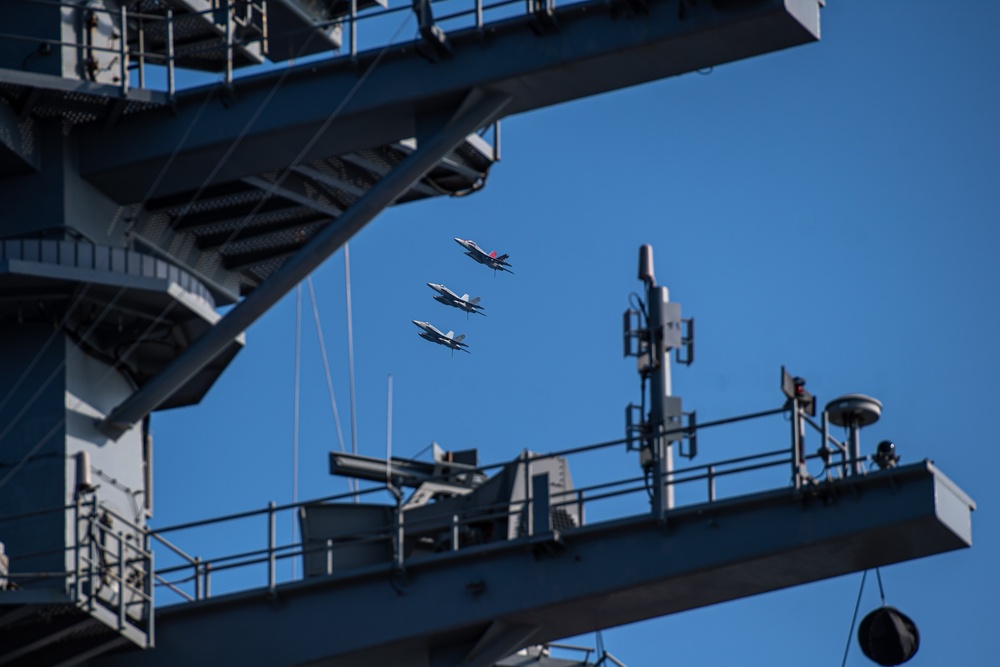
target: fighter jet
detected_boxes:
[454,238,513,275]
[427,282,486,318]
[412,320,470,353]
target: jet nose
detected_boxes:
[454,237,465,245]
[426,282,436,289]
[411,320,421,326]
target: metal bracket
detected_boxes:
[679,410,697,459]
[625,403,649,451]
[675,317,695,366]
[622,308,647,358]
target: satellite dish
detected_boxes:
[858,606,920,666]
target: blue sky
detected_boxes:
[150,2,998,665]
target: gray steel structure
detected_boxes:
[0,1,973,667]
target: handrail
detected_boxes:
[0,400,867,609]
[146,400,871,605]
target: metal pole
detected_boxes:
[119,5,129,95]
[137,16,145,89]
[394,499,404,569]
[268,501,276,589]
[523,451,531,536]
[225,1,234,88]
[117,535,126,630]
[791,398,802,490]
[193,556,202,600]
[350,0,357,59]
[707,465,716,502]
[166,9,175,99]
[648,284,673,513]
[73,497,80,600]
[147,548,155,645]
[98,92,511,439]
[849,422,863,476]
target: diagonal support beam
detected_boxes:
[98,90,511,439]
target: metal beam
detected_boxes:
[89,461,973,667]
[78,0,821,201]
[97,90,511,439]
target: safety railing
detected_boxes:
[5,0,183,97]
[145,400,874,605]
[2,0,585,100]
[0,497,154,646]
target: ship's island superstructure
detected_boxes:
[0,2,972,666]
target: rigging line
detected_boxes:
[214,12,415,256]
[292,283,301,580]
[345,244,359,500]
[874,567,886,606]
[841,569,868,667]
[345,244,357,460]
[306,276,347,455]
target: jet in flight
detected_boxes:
[412,320,470,353]
[454,238,513,275]
[427,282,486,318]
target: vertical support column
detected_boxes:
[790,398,803,490]
[849,423,863,476]
[350,0,358,59]
[394,503,405,569]
[119,5,129,95]
[648,285,674,514]
[117,534,126,630]
[522,451,532,536]
[137,13,145,90]
[224,1,234,88]
[166,9,175,99]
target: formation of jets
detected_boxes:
[414,239,512,354]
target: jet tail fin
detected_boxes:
[461,294,470,302]
[453,334,465,343]
[469,296,480,305]
[445,331,454,339]
[489,250,497,258]
[497,253,509,262]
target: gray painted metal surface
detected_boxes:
[88,461,973,667]
[78,0,822,202]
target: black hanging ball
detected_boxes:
[858,606,920,665]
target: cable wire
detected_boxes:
[306,276,347,455]
[291,283,301,579]
[841,569,868,667]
